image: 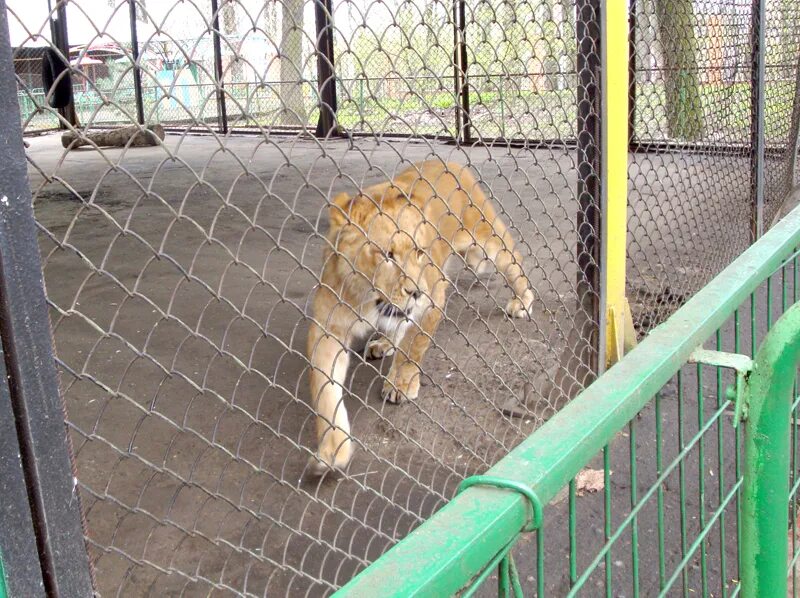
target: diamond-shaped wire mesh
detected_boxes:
[334,0,458,135]
[6,0,799,595]
[627,0,800,334]
[762,0,800,225]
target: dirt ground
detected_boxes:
[24,131,756,596]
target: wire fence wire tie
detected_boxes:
[687,347,754,426]
[456,475,543,533]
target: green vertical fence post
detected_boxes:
[741,301,800,597]
[0,551,7,598]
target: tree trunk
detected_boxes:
[655,0,704,140]
[280,0,307,125]
[222,0,243,82]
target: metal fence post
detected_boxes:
[47,0,78,128]
[740,301,800,597]
[601,0,636,369]
[453,0,470,144]
[451,0,461,139]
[314,0,338,137]
[128,0,145,125]
[749,0,766,241]
[0,333,45,597]
[575,0,602,377]
[210,0,228,133]
[0,3,94,595]
[627,0,636,146]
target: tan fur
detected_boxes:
[307,161,534,473]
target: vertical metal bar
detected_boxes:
[655,391,666,590]
[696,364,708,596]
[314,0,338,137]
[456,0,470,143]
[715,330,728,598]
[0,331,45,597]
[576,0,602,376]
[740,301,800,598]
[734,307,743,583]
[451,0,462,139]
[628,419,640,598]
[452,0,462,140]
[751,291,757,357]
[536,525,545,596]
[767,275,773,330]
[498,555,510,597]
[210,0,228,134]
[0,4,93,595]
[677,370,689,594]
[508,555,523,597]
[749,0,766,241]
[791,321,798,598]
[795,257,799,598]
[0,551,6,598]
[628,0,636,146]
[48,0,77,127]
[603,445,613,596]
[782,264,788,314]
[568,478,577,586]
[128,0,145,125]
[600,0,633,369]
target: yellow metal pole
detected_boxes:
[602,0,636,367]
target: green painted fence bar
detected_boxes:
[0,551,7,598]
[741,302,800,596]
[337,203,800,596]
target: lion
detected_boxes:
[306,161,534,474]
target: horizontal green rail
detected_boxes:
[336,203,800,597]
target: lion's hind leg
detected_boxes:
[454,219,534,318]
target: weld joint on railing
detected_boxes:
[457,475,543,532]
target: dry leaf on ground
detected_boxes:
[575,468,605,496]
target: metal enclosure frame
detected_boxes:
[0,3,93,595]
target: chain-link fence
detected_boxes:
[4,0,800,595]
[627,0,800,333]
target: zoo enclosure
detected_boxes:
[339,190,800,597]
[2,0,800,596]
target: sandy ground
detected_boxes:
[24,131,758,595]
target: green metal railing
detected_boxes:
[740,300,800,597]
[337,201,800,596]
[0,554,6,598]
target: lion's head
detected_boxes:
[325,181,437,323]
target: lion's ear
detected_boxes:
[329,192,351,228]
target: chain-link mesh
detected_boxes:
[334,0,458,136]
[627,0,800,334]
[14,45,61,130]
[762,0,800,224]
[465,0,577,141]
[134,0,217,127]
[7,0,799,595]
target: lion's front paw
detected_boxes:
[381,364,421,404]
[364,337,395,360]
[307,430,352,476]
[505,290,534,319]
